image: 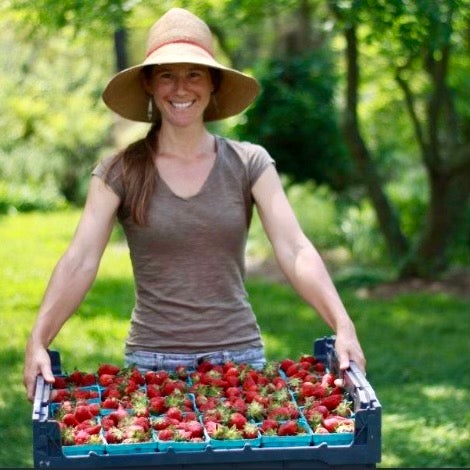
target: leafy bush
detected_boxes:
[236,51,356,192]
[0,181,67,214]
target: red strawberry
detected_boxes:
[104,427,124,444]
[299,354,317,365]
[53,376,68,389]
[62,413,79,427]
[157,429,175,441]
[101,416,115,430]
[51,389,71,403]
[97,363,120,376]
[319,394,343,411]
[321,372,335,387]
[185,420,204,438]
[175,365,188,380]
[73,429,91,445]
[84,423,102,435]
[242,422,259,439]
[280,358,295,373]
[81,373,97,386]
[229,412,247,430]
[278,420,301,436]
[102,397,119,409]
[149,396,166,414]
[300,382,326,399]
[99,374,116,387]
[74,405,93,423]
[166,407,183,422]
[68,370,84,386]
[321,415,342,432]
[153,416,173,431]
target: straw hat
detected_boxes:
[102,8,260,122]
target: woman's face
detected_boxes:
[145,63,213,127]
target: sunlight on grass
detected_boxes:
[1,210,470,468]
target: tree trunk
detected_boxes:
[114,27,128,72]
[400,165,470,278]
[342,24,410,260]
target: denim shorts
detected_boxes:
[124,346,266,372]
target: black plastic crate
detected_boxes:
[32,336,381,469]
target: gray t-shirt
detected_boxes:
[93,135,274,354]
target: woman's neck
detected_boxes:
[156,122,215,161]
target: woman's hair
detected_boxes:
[104,123,159,226]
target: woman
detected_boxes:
[23,8,365,401]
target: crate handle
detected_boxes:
[32,375,51,422]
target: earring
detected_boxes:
[147,97,153,121]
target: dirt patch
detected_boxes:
[246,257,470,300]
[363,268,470,299]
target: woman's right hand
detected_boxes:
[23,343,55,402]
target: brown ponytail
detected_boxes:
[104,124,159,225]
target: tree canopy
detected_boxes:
[2,0,469,279]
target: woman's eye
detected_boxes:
[158,73,173,80]
[189,71,204,79]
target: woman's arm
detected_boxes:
[23,176,121,401]
[252,165,366,374]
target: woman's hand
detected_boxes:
[334,327,366,375]
[23,343,55,402]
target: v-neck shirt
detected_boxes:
[92,135,274,353]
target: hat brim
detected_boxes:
[102,42,260,122]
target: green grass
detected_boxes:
[1,210,470,468]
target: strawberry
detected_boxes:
[62,413,79,427]
[280,358,295,373]
[68,369,84,387]
[321,372,336,387]
[242,422,259,439]
[73,429,91,445]
[102,397,119,409]
[184,420,204,438]
[51,389,70,403]
[321,415,341,432]
[153,416,172,431]
[228,412,247,430]
[260,419,279,435]
[53,376,68,389]
[299,382,327,399]
[166,407,183,422]
[278,420,302,436]
[99,374,116,387]
[149,396,166,414]
[97,363,120,376]
[84,423,102,435]
[175,365,188,380]
[104,427,124,444]
[74,405,93,423]
[157,428,175,441]
[319,394,343,411]
[80,373,97,386]
[299,354,317,365]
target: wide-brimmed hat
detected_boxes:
[102,8,260,122]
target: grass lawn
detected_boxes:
[1,210,469,468]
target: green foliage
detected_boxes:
[1,210,469,467]
[0,15,113,206]
[237,51,356,191]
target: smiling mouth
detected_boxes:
[171,101,194,109]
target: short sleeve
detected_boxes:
[91,155,125,200]
[246,144,275,187]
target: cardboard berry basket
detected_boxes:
[32,336,381,469]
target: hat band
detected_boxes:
[146,39,214,59]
